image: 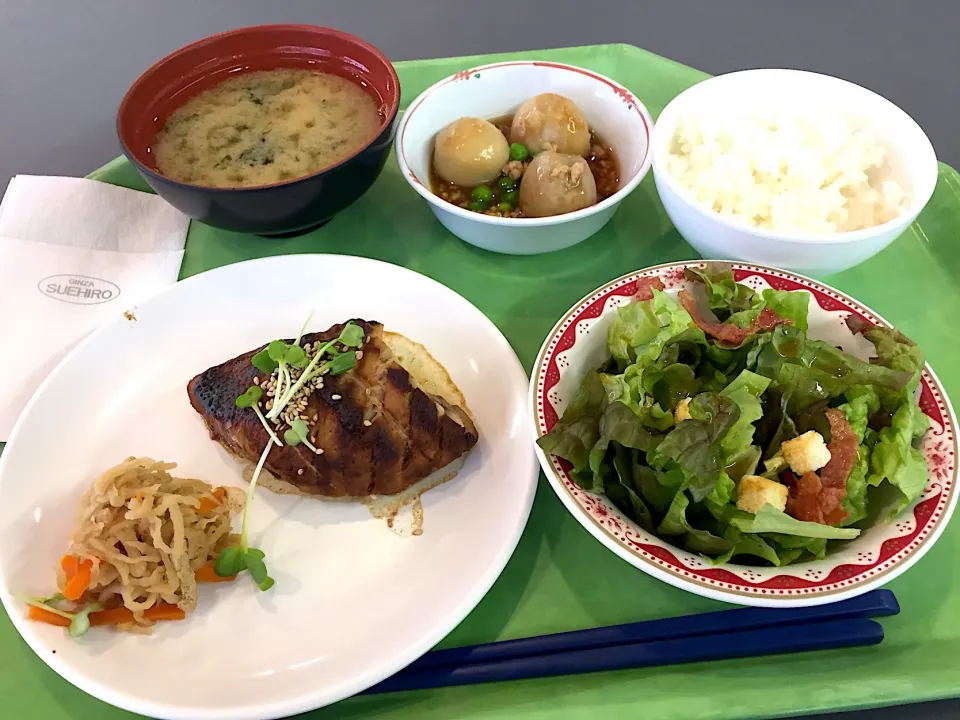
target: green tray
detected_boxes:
[4,43,960,720]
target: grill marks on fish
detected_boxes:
[187,320,478,498]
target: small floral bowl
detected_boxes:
[395,61,653,255]
[530,261,958,606]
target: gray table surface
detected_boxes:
[1,1,958,718]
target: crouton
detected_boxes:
[675,397,692,423]
[780,431,832,475]
[736,475,789,514]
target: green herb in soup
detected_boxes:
[154,69,382,188]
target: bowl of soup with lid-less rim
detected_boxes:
[117,24,400,236]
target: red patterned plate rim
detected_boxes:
[530,260,958,605]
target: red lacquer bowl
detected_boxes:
[117,25,400,235]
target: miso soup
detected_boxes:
[154,69,382,188]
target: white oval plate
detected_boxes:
[0,255,537,719]
[531,261,957,607]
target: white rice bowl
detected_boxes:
[665,108,909,235]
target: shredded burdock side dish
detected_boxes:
[22,457,243,636]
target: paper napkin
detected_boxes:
[0,175,190,439]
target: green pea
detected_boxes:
[497,176,515,191]
[509,142,529,162]
[497,201,513,213]
[471,185,493,204]
[503,189,519,204]
[467,200,486,212]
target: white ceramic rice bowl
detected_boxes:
[651,69,938,276]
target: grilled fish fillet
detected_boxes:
[187,320,478,498]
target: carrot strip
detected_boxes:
[197,497,218,513]
[195,563,236,583]
[144,604,186,622]
[89,602,185,627]
[28,605,71,627]
[197,488,226,513]
[60,555,79,580]
[63,559,93,601]
[88,607,134,626]
[28,600,186,629]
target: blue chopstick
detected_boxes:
[364,618,883,694]
[408,589,898,671]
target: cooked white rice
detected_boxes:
[665,109,909,234]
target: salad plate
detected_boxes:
[0,254,538,719]
[531,260,957,607]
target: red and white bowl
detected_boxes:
[395,61,653,255]
[530,261,957,606]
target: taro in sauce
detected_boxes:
[429,114,620,218]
